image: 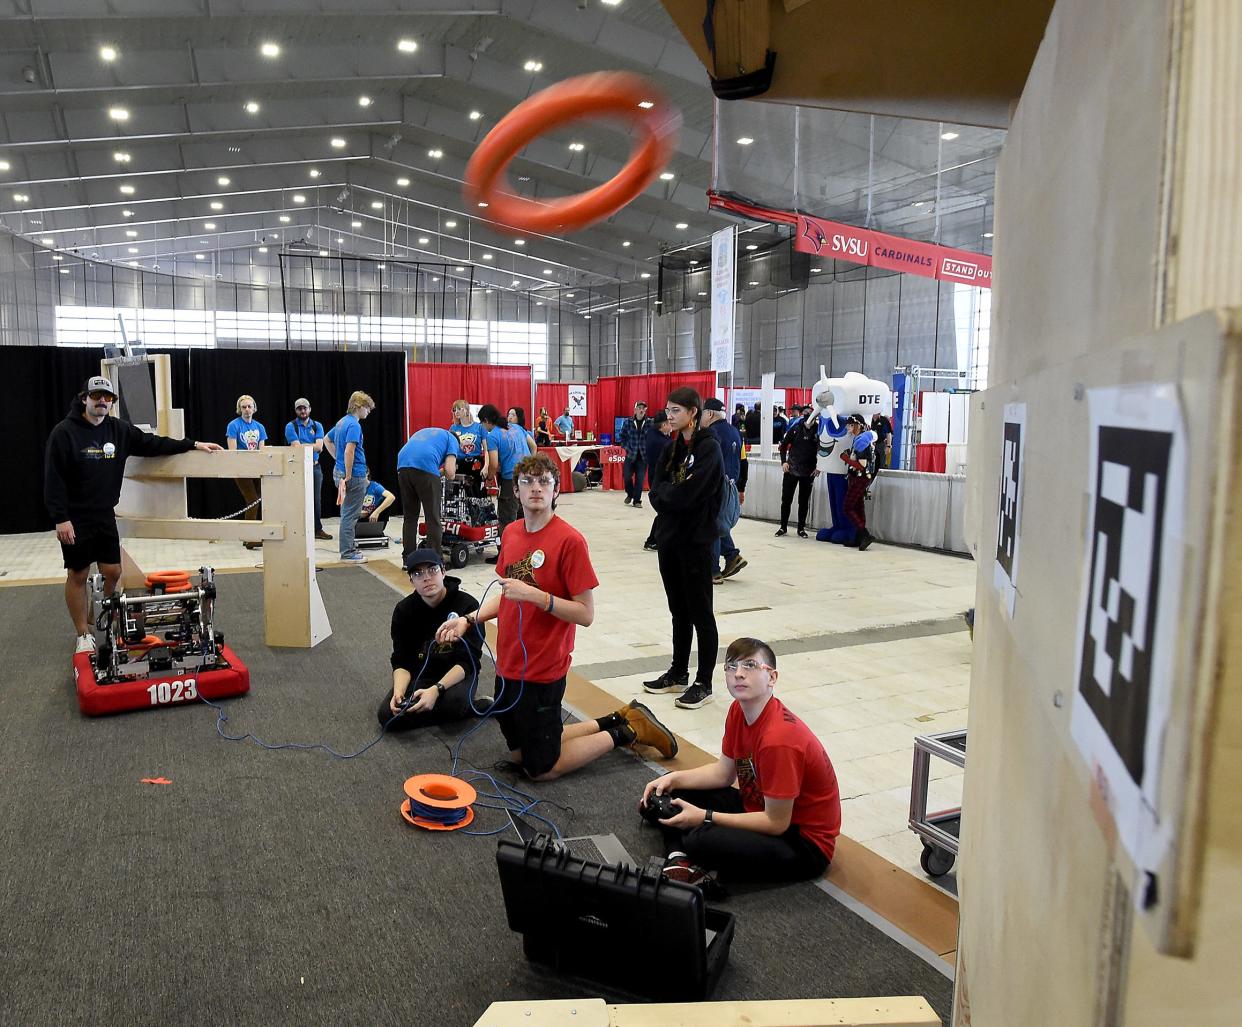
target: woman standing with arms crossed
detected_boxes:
[643,387,723,710]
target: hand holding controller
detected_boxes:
[641,792,678,825]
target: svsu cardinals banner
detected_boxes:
[707,192,991,289]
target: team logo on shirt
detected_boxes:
[735,755,762,808]
[240,429,262,450]
[102,442,116,458]
[530,549,545,569]
[505,552,538,585]
[456,431,479,455]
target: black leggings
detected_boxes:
[779,473,814,531]
[656,543,717,688]
[377,675,476,732]
[658,787,829,883]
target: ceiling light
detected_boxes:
[318,250,329,257]
[258,246,268,253]
[427,148,443,159]
[330,137,346,149]
[698,291,707,296]
[811,267,822,273]
[482,253,493,260]
[582,314,589,319]
[108,107,129,121]
[336,237,344,244]
[748,280,758,286]
[640,272,651,279]
[601,0,622,5]
[113,151,130,163]
[122,209,133,216]
[293,194,307,204]
[477,201,488,208]
[675,222,688,230]
[913,201,925,207]
[542,268,553,275]
[485,288,492,294]
[983,232,994,238]
[689,259,698,266]
[217,176,230,186]
[12,192,29,202]
[349,220,361,228]
[736,136,754,145]
[308,168,320,178]
[125,229,138,237]
[536,302,543,307]
[245,100,260,114]
[279,215,290,223]
[622,240,631,248]
[99,45,118,62]
[271,232,279,238]
[0,160,9,171]
[455,265,465,271]
[210,201,223,210]
[260,42,281,58]
[203,222,215,230]
[60,267,70,274]
[40,237,53,245]
[512,279,520,286]
[431,276,439,281]
[445,220,457,228]
[940,131,959,140]
[523,60,543,72]
[469,110,482,121]
[127,247,138,254]
[659,172,674,181]
[516,175,531,182]
[746,243,758,250]
[118,184,134,195]
[195,253,205,260]
[568,142,584,152]
[514,238,525,246]
[377,263,386,270]
[566,292,575,298]
[371,201,383,210]
[417,236,429,244]
[638,100,654,109]
[396,177,409,187]
[358,95,372,107]
[52,254,62,261]
[397,39,418,53]
[200,240,208,245]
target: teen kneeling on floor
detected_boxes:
[641,637,841,887]
[437,452,678,780]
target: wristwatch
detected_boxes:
[703,809,714,826]
[435,683,446,696]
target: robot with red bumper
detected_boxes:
[73,566,249,716]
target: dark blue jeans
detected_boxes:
[713,529,739,572]
[623,455,646,502]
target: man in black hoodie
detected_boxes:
[775,406,820,538]
[380,548,485,730]
[44,376,222,654]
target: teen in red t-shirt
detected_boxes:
[438,453,678,779]
[640,636,841,884]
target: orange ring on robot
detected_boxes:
[464,72,680,234]
[146,570,192,586]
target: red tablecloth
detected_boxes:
[539,446,627,493]
[914,443,947,473]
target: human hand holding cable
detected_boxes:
[435,616,469,645]
[499,578,544,605]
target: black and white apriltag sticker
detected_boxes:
[1071,384,1185,876]
[992,403,1026,617]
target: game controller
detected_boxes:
[641,792,678,824]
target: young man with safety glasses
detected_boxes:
[436,452,678,780]
[640,637,841,887]
[44,376,222,654]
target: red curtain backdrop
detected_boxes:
[786,387,811,409]
[533,382,598,437]
[593,372,716,436]
[406,363,533,434]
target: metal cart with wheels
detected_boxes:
[908,728,966,878]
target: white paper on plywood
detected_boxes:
[1070,383,1186,881]
[992,402,1026,618]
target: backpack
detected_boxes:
[716,472,740,537]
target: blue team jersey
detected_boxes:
[555,415,574,435]
[332,414,367,478]
[397,427,462,475]
[285,417,324,446]
[226,417,267,451]
[359,480,387,516]
[497,424,533,477]
[449,421,488,462]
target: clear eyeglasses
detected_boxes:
[517,476,556,488]
[724,659,771,673]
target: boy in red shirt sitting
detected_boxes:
[641,637,841,885]
[438,452,677,780]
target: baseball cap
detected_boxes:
[846,413,868,427]
[294,397,311,409]
[402,548,444,573]
[702,397,726,412]
[84,375,117,398]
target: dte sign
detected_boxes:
[857,394,882,405]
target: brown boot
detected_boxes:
[621,701,678,759]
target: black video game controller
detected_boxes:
[641,792,678,825]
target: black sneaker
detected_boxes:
[774,527,787,537]
[675,682,713,709]
[634,500,643,509]
[857,529,874,552]
[484,555,499,564]
[643,540,658,551]
[642,670,688,694]
[797,529,809,538]
[721,554,747,579]
[623,497,632,506]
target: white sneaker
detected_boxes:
[74,633,96,654]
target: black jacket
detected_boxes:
[649,430,723,547]
[44,412,197,526]
[780,417,820,477]
[644,424,672,484]
[390,576,483,684]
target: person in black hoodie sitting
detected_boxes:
[44,375,222,654]
[380,547,485,731]
[644,387,723,711]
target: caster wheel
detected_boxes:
[920,844,955,878]
[450,544,470,569]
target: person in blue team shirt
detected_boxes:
[226,394,268,549]
[396,426,460,558]
[284,397,330,541]
[359,478,396,523]
[476,404,513,562]
[449,399,489,493]
[331,389,375,563]
[554,406,575,438]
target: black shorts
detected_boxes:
[494,675,567,777]
[60,518,121,572]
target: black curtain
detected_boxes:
[5,346,192,536]
[7,346,406,536]
[182,349,407,518]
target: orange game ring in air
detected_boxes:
[464,72,680,234]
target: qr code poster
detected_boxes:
[992,403,1026,617]
[1070,383,1186,874]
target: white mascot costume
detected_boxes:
[806,369,892,544]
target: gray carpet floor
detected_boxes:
[0,569,951,1026]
